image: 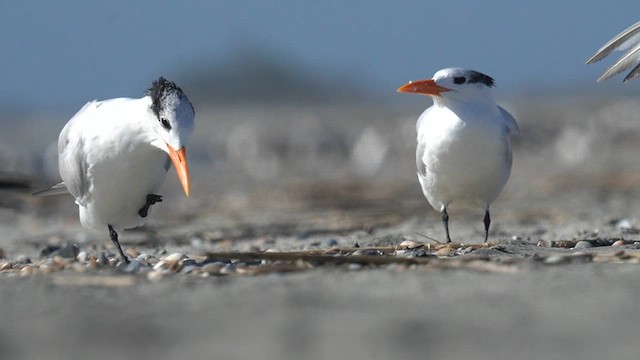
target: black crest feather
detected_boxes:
[467,71,495,87]
[146,77,184,117]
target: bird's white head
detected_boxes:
[397,68,496,103]
[147,77,195,197]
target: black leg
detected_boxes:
[108,225,130,264]
[442,208,452,243]
[483,209,491,243]
[138,194,163,218]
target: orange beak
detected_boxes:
[167,144,190,197]
[397,79,451,96]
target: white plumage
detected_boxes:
[398,68,519,243]
[36,77,195,263]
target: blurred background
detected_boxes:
[2,1,640,240]
[5,4,640,359]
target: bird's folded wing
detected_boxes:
[499,106,520,135]
[586,21,640,82]
[598,42,640,82]
[55,101,96,203]
[586,21,640,64]
[33,182,69,196]
[416,139,427,178]
[58,144,89,204]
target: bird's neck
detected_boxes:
[434,97,493,112]
[432,98,500,126]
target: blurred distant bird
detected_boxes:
[587,21,640,82]
[35,77,195,263]
[398,68,519,243]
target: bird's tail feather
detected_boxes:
[32,182,69,196]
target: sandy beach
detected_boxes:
[3,99,640,359]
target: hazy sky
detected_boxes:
[2,1,639,110]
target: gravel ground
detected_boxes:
[3,100,640,359]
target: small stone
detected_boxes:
[163,252,187,263]
[435,247,454,257]
[352,249,381,256]
[20,265,38,277]
[162,253,187,261]
[155,253,188,272]
[152,260,167,271]
[123,260,143,274]
[612,240,626,246]
[40,245,60,258]
[52,256,67,266]
[394,249,411,257]
[0,262,12,270]
[136,253,158,266]
[40,258,65,273]
[169,262,183,272]
[15,255,31,264]
[181,259,198,267]
[574,241,594,249]
[347,263,363,271]
[181,265,198,274]
[136,253,153,261]
[161,260,183,272]
[396,248,433,258]
[412,249,434,257]
[460,246,474,255]
[77,251,89,263]
[201,263,223,274]
[536,240,550,247]
[56,244,79,259]
[399,240,420,249]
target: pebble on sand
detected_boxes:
[573,241,594,249]
[398,240,421,249]
[435,247,455,257]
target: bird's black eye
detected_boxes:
[453,77,466,84]
[161,118,172,130]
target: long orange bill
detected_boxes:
[167,144,190,197]
[397,79,451,96]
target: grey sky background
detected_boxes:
[2,1,640,111]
